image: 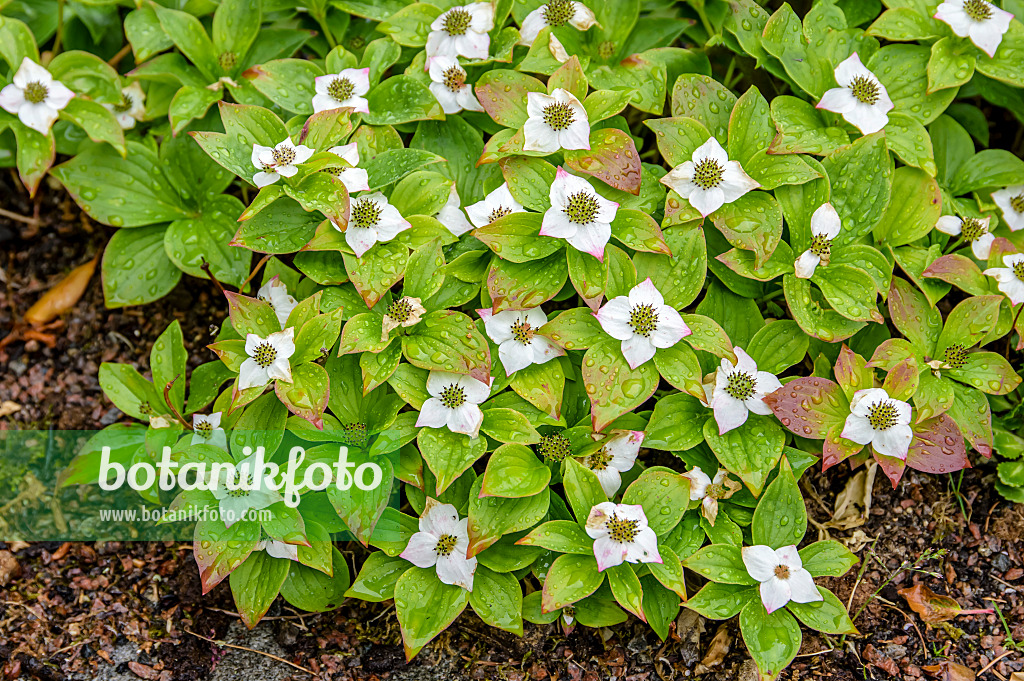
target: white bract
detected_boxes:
[795,203,842,278]
[841,388,913,460]
[585,502,661,572]
[416,371,491,438]
[541,168,618,261]
[0,57,75,135]
[519,0,597,46]
[103,82,146,130]
[325,143,370,193]
[251,138,314,188]
[465,182,525,228]
[257,277,298,329]
[401,498,477,590]
[660,137,759,218]
[709,347,783,435]
[211,451,283,527]
[436,184,475,236]
[524,88,590,153]
[595,278,691,369]
[381,296,426,341]
[992,185,1024,232]
[312,68,370,113]
[816,53,893,135]
[479,307,561,375]
[191,412,226,449]
[984,253,1024,306]
[332,192,411,258]
[428,56,483,114]
[239,328,296,391]
[256,538,299,562]
[682,466,740,526]
[426,3,494,63]
[935,215,995,260]
[742,545,822,614]
[580,431,644,497]
[935,0,1013,58]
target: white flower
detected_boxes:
[480,307,561,375]
[326,143,370,193]
[436,184,475,236]
[191,412,226,449]
[103,82,146,130]
[400,497,477,590]
[659,136,759,218]
[580,431,644,497]
[466,182,526,228]
[239,328,296,391]
[312,68,370,114]
[149,415,172,429]
[984,253,1024,306]
[935,0,1013,58]
[251,137,314,188]
[935,215,995,260]
[992,185,1024,232]
[795,203,842,278]
[332,192,411,258]
[540,167,618,261]
[816,53,893,135]
[742,545,823,614]
[382,296,426,341]
[524,88,590,153]
[427,56,483,114]
[682,466,740,526]
[211,451,283,527]
[257,276,298,329]
[595,278,691,369]
[709,347,783,435]
[585,502,661,572]
[840,388,913,460]
[256,538,299,561]
[426,3,494,63]
[416,371,491,438]
[519,0,597,46]
[0,57,75,135]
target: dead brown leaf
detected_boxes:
[0,550,21,587]
[922,660,975,681]
[825,463,877,532]
[898,584,993,625]
[24,255,97,326]
[863,643,900,676]
[128,661,161,680]
[0,400,21,417]
[695,623,731,673]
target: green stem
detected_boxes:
[696,7,715,39]
[942,235,964,255]
[314,10,338,49]
[51,0,66,58]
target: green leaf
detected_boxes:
[645,116,711,167]
[644,393,707,452]
[798,540,859,577]
[768,95,849,156]
[752,457,807,549]
[740,600,802,680]
[653,343,705,399]
[563,458,608,526]
[377,3,441,46]
[229,549,289,627]
[166,195,250,288]
[687,582,757,619]
[469,567,524,635]
[275,362,330,427]
[326,449,395,545]
[710,191,783,268]
[746,320,809,375]
[950,149,1024,195]
[395,567,470,659]
[402,310,491,383]
[152,4,219,81]
[822,132,893,246]
[345,552,413,602]
[364,76,444,125]
[481,444,550,498]
[59,98,125,155]
[869,44,958,125]
[622,468,690,536]
[811,263,883,323]
[928,37,975,93]
[669,74,737,142]
[683,544,757,585]
[102,225,182,307]
[363,148,444,191]
[151,320,186,411]
[418,428,487,494]
[582,339,659,431]
[281,546,351,612]
[213,0,261,64]
[975,19,1024,88]
[787,587,857,634]
[866,8,937,41]
[0,16,39,69]
[467,480,549,555]
[873,165,941,248]
[634,223,707,309]
[487,253,569,311]
[888,275,942,354]
[783,274,867,343]
[728,86,774,164]
[607,563,646,620]
[703,417,785,495]
[541,554,605,611]
[194,519,260,593]
[473,212,561,263]
[517,520,593,554]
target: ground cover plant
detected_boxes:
[2,0,1024,678]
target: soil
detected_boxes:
[2,174,1023,681]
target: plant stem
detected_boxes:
[314,10,337,49]
[52,0,66,58]
[1006,303,1023,359]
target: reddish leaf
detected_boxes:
[867,338,916,371]
[881,358,919,402]
[906,413,970,475]
[888,276,941,353]
[474,70,546,128]
[564,128,642,194]
[822,423,863,471]
[874,452,906,488]
[834,345,873,402]
[898,583,992,624]
[764,377,848,439]
[922,254,989,296]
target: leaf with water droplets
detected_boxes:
[467,476,549,556]
[582,339,659,431]
[906,412,970,475]
[193,518,260,594]
[395,567,469,660]
[564,128,642,194]
[401,309,491,383]
[922,254,989,296]
[703,416,785,496]
[763,376,847,440]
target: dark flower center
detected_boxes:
[629,303,659,337]
[194,421,213,439]
[543,102,576,131]
[113,94,133,113]
[328,77,355,102]
[543,0,574,26]
[724,372,756,401]
[488,206,512,223]
[253,342,277,368]
[342,422,367,446]
[1010,194,1024,214]
[563,191,599,224]
[692,158,724,190]
[272,146,297,166]
[435,533,458,556]
[961,217,987,241]
[598,41,615,59]
[850,75,880,105]
[443,8,471,35]
[442,66,466,92]
[774,565,790,580]
[943,344,967,370]
[386,298,414,323]
[139,402,153,415]
[24,81,48,104]
[1013,261,1024,280]
[963,0,993,21]
[539,433,571,462]
[585,447,612,472]
[867,400,898,430]
[219,51,237,70]
[352,198,382,229]
[510,317,534,344]
[707,482,725,499]
[347,35,366,50]
[440,384,466,409]
[810,233,832,258]
[606,514,640,543]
